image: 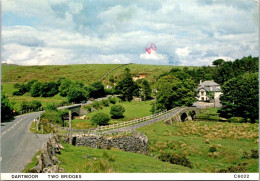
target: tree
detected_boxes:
[219,72,258,122]
[67,86,89,103]
[212,59,225,66]
[213,56,258,85]
[110,105,125,118]
[12,83,28,96]
[41,81,59,97]
[59,79,72,97]
[30,100,42,111]
[88,81,105,98]
[115,68,139,101]
[155,75,196,111]
[140,80,152,100]
[40,110,63,125]
[30,82,43,97]
[45,103,58,111]
[91,113,110,126]
[1,93,13,121]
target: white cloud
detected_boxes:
[68,2,83,14]
[1,0,258,66]
[2,43,73,65]
[140,49,165,61]
[175,47,191,57]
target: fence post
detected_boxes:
[37,117,40,132]
[41,124,43,134]
[69,111,72,144]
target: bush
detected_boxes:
[159,152,193,168]
[1,93,14,121]
[91,113,110,126]
[108,97,117,104]
[101,99,110,107]
[229,117,246,123]
[45,103,58,111]
[67,87,89,103]
[209,146,217,153]
[85,105,92,112]
[40,110,63,125]
[92,100,100,110]
[30,82,43,97]
[30,100,42,111]
[41,81,59,97]
[110,105,125,119]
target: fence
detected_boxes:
[41,106,183,137]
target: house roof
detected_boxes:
[197,86,221,92]
[199,80,219,87]
[196,80,221,92]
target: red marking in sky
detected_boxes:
[145,43,157,54]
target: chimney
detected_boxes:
[200,80,202,84]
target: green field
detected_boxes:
[137,120,259,172]
[1,63,182,112]
[26,120,258,173]
[72,100,153,129]
[1,63,189,83]
[56,142,193,173]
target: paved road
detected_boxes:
[1,112,51,173]
[1,95,113,173]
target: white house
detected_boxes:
[196,80,222,103]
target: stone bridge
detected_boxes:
[164,107,201,124]
[58,104,88,118]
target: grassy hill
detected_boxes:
[1,63,187,84]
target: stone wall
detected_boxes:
[29,135,64,173]
[70,133,148,154]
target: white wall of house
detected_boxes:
[198,89,208,101]
[214,92,222,99]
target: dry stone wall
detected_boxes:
[29,135,64,173]
[70,133,148,154]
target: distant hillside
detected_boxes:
[1,63,189,84]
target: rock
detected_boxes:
[43,165,59,173]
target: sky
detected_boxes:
[1,0,259,66]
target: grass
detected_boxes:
[1,63,194,84]
[7,93,67,112]
[196,107,221,121]
[137,120,259,172]
[72,100,153,129]
[57,142,193,173]
[22,151,41,173]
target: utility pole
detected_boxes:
[69,111,72,144]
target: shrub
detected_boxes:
[251,149,259,159]
[45,103,58,111]
[101,99,110,107]
[67,86,89,103]
[159,152,193,168]
[108,97,117,104]
[1,93,14,121]
[110,105,125,119]
[91,113,110,126]
[30,100,42,111]
[85,105,92,112]
[229,117,246,123]
[209,146,217,153]
[92,100,100,110]
[30,82,43,97]
[40,110,63,125]
[218,162,248,173]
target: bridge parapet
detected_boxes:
[164,107,201,125]
[59,104,88,117]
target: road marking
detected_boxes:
[1,117,25,135]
